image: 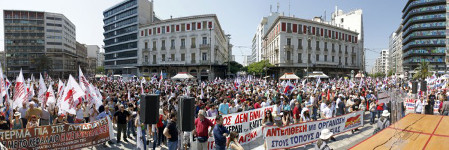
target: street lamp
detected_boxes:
[209,28,212,81]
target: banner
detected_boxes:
[405,99,416,111]
[205,106,273,150]
[263,111,364,150]
[0,117,113,150]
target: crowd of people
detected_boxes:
[1,73,449,150]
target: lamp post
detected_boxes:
[209,28,212,81]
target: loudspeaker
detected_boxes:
[140,94,159,124]
[178,96,195,131]
[412,82,418,94]
[421,81,427,92]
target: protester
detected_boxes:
[164,112,179,150]
[11,112,23,129]
[53,113,67,125]
[314,129,333,150]
[262,110,274,126]
[227,131,243,150]
[369,101,377,125]
[374,110,390,134]
[0,115,9,130]
[114,104,130,143]
[441,98,449,116]
[213,115,230,150]
[26,115,39,128]
[194,110,214,150]
[415,98,423,114]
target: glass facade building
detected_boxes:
[103,0,153,75]
[402,0,447,71]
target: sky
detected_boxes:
[0,0,407,72]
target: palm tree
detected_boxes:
[413,61,432,80]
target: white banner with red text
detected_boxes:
[263,111,364,150]
[404,99,440,113]
[204,106,273,150]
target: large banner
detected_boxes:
[0,117,113,150]
[205,106,273,150]
[404,99,440,113]
[263,111,364,150]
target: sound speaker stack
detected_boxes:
[412,81,418,94]
[140,94,160,124]
[178,96,195,131]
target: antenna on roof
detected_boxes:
[288,0,291,17]
[270,5,272,13]
[277,2,279,13]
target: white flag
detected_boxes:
[59,75,85,114]
[13,70,27,109]
[38,73,47,108]
[0,62,6,104]
[46,85,56,107]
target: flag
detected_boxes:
[0,62,6,104]
[45,85,56,107]
[59,75,85,114]
[13,70,27,109]
[284,81,294,94]
[79,67,90,94]
[57,79,64,98]
[140,80,145,94]
[38,74,47,108]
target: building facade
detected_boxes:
[402,0,447,72]
[103,0,155,75]
[261,15,363,78]
[372,50,389,75]
[137,14,230,81]
[252,12,281,64]
[86,45,100,75]
[4,10,77,78]
[75,42,88,75]
[389,25,404,76]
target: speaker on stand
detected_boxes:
[140,94,160,124]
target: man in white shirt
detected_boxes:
[229,102,238,114]
[19,103,28,128]
[415,98,423,114]
[322,103,332,119]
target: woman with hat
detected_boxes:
[314,129,333,150]
[27,115,39,128]
[12,112,23,130]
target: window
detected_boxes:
[162,54,166,61]
[181,24,185,31]
[191,53,196,63]
[181,53,185,61]
[339,56,341,64]
[287,51,291,60]
[332,56,335,62]
[287,23,292,33]
[298,39,302,49]
[339,45,341,52]
[152,41,156,50]
[316,54,319,61]
[171,39,175,49]
[181,39,186,48]
[332,43,335,51]
[324,42,327,50]
[298,53,302,62]
[202,53,207,61]
[352,57,355,64]
[316,41,320,49]
[192,22,196,30]
[161,40,166,50]
[153,55,156,64]
[162,26,165,34]
[171,54,175,61]
[324,55,327,61]
[191,37,196,48]
[144,56,148,62]
[307,39,311,49]
[287,38,291,45]
[345,46,348,53]
[144,42,148,49]
[345,57,348,65]
[308,54,311,62]
[202,37,207,45]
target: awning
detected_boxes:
[279,73,300,80]
[171,72,196,79]
[306,71,329,78]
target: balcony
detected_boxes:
[181,45,186,49]
[352,53,356,56]
[200,44,210,50]
[285,60,293,64]
[332,49,336,53]
[160,61,186,65]
[191,60,196,64]
[152,47,156,51]
[284,45,293,50]
[170,46,175,50]
[324,48,328,52]
[316,47,320,51]
[297,45,303,50]
[308,46,312,50]
[161,46,166,50]
[191,45,196,48]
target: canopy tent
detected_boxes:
[279,73,300,80]
[94,74,106,78]
[306,71,329,78]
[441,74,449,80]
[355,72,365,78]
[171,72,196,80]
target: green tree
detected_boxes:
[32,55,52,73]
[241,66,248,72]
[388,70,394,77]
[413,61,432,80]
[229,61,243,74]
[247,60,273,76]
[96,66,105,74]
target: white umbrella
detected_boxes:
[279,73,300,80]
[171,72,196,79]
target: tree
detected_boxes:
[247,60,273,76]
[229,61,243,74]
[388,70,394,77]
[413,61,432,80]
[32,55,52,73]
[241,66,248,72]
[96,66,105,74]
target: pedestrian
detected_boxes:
[314,129,333,150]
[415,98,423,114]
[53,113,67,125]
[226,131,243,150]
[163,112,179,150]
[441,98,449,116]
[127,104,137,139]
[369,101,377,125]
[292,102,301,123]
[213,115,229,150]
[114,104,130,143]
[194,110,214,150]
[11,112,23,130]
[374,110,390,134]
[27,115,39,128]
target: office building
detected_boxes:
[389,25,403,76]
[86,45,100,75]
[261,11,363,78]
[252,11,280,64]
[402,0,447,72]
[137,14,230,81]
[103,0,155,75]
[4,10,77,78]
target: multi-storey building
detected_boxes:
[97,51,105,67]
[402,0,447,72]
[261,15,363,78]
[103,0,155,75]
[389,25,404,76]
[252,12,281,64]
[75,42,88,74]
[4,10,77,78]
[86,45,100,75]
[137,14,230,81]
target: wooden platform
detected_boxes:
[350,114,449,150]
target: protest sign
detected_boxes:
[204,106,273,150]
[263,111,364,150]
[0,117,113,150]
[405,99,416,111]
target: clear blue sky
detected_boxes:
[0,0,406,72]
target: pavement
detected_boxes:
[82,112,376,150]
